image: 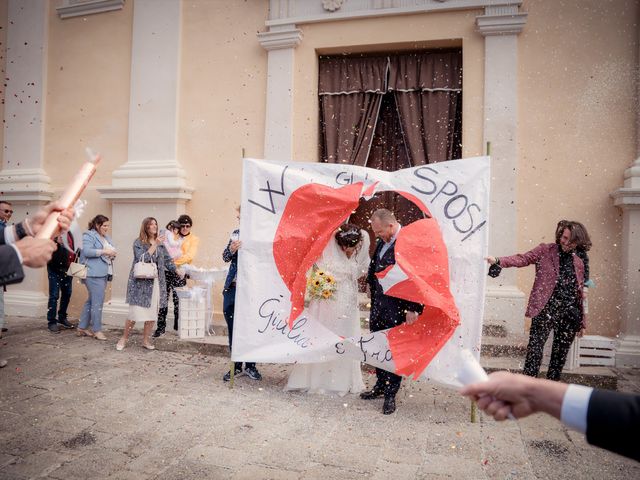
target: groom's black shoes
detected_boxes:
[360,388,384,400]
[383,395,396,415]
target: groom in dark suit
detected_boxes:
[362,209,423,415]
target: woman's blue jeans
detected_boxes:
[79,276,108,332]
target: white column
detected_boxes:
[0,0,52,316]
[612,31,640,366]
[476,5,528,334]
[99,0,193,324]
[258,25,303,161]
[109,0,187,189]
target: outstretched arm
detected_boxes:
[462,371,640,462]
[460,371,567,421]
[491,244,546,269]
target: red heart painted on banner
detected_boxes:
[273,183,460,379]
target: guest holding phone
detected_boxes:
[117,217,181,351]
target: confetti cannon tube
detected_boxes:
[36,150,101,239]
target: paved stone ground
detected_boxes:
[0,317,638,480]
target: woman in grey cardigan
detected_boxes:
[116,217,181,351]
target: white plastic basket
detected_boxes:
[182,266,227,283]
[577,335,617,367]
[542,334,617,370]
[176,288,206,339]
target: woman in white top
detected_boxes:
[286,224,370,396]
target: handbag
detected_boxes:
[487,263,502,278]
[133,252,158,279]
[66,253,88,279]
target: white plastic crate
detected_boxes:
[577,335,617,367]
[542,334,617,369]
[176,288,206,339]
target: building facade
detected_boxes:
[1,0,639,366]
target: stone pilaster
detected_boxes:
[476,4,528,334]
[612,159,640,366]
[258,25,303,161]
[98,0,193,324]
[0,0,52,316]
[611,22,640,367]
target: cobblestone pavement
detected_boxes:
[0,317,638,479]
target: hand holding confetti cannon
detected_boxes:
[36,148,100,240]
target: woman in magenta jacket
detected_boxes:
[486,221,587,381]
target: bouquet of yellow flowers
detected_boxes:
[306,266,337,301]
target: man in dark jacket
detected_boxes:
[0,199,13,337]
[46,233,76,333]
[221,210,261,382]
[362,209,423,415]
[0,202,74,366]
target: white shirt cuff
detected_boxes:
[4,225,17,244]
[9,243,23,264]
[561,384,593,434]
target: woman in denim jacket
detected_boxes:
[78,215,116,340]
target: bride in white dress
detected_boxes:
[286,224,370,396]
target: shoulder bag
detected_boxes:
[66,253,88,279]
[134,252,158,279]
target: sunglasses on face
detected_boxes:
[180,224,191,229]
[2,209,13,214]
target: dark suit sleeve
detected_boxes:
[366,240,381,291]
[585,389,640,461]
[0,244,25,286]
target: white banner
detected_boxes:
[232,157,490,387]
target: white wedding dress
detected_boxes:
[285,230,370,396]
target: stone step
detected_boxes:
[146,330,230,356]
[480,356,618,390]
[482,323,508,338]
[481,335,528,358]
[210,318,229,336]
